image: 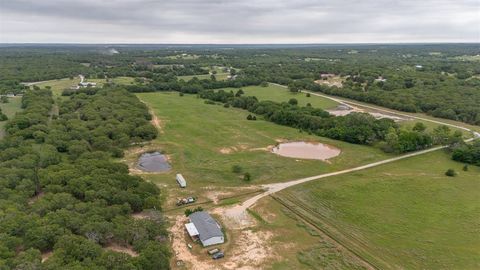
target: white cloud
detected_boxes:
[0,0,478,43]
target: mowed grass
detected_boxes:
[224,84,339,110]
[279,151,480,269]
[0,97,23,139]
[136,92,391,189]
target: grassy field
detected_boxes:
[225,84,339,110]
[178,73,230,81]
[278,150,480,269]
[33,77,135,97]
[249,197,369,270]
[0,97,23,139]
[135,92,392,190]
[34,77,81,96]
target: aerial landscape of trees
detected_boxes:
[0,87,169,269]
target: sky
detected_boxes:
[0,0,479,43]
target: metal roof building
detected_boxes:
[187,211,224,246]
[176,174,186,188]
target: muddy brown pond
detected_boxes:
[272,141,341,160]
[137,152,171,172]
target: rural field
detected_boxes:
[229,84,339,109]
[133,84,479,268]
[135,92,391,184]
[277,150,480,269]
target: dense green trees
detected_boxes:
[0,88,169,269]
[451,141,480,166]
[0,108,7,121]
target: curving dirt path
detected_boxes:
[225,144,449,221]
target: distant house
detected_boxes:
[79,82,97,88]
[176,174,186,188]
[374,76,387,82]
[185,211,224,246]
[320,73,336,78]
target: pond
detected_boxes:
[272,141,341,160]
[137,152,171,172]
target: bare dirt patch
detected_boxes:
[221,230,274,270]
[170,213,276,270]
[41,251,53,263]
[105,243,139,257]
[28,191,45,205]
[219,144,249,154]
[315,77,344,88]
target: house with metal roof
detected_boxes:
[185,211,224,246]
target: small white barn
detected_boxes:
[79,82,97,88]
[186,211,224,247]
[176,174,187,188]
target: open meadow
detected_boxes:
[226,84,339,110]
[277,150,480,269]
[134,91,393,206]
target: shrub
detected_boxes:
[232,165,242,173]
[306,93,311,97]
[243,172,251,182]
[288,98,298,106]
[445,169,456,177]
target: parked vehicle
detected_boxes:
[176,196,196,206]
[207,248,220,255]
[212,251,224,260]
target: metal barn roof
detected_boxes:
[189,211,223,242]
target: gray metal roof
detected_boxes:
[189,211,223,241]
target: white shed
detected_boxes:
[176,174,187,188]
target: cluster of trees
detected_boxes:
[380,124,463,153]
[0,88,170,269]
[124,75,263,94]
[0,108,7,121]
[451,141,480,166]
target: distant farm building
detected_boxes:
[185,211,224,246]
[176,174,187,188]
[320,73,336,78]
[79,82,97,88]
